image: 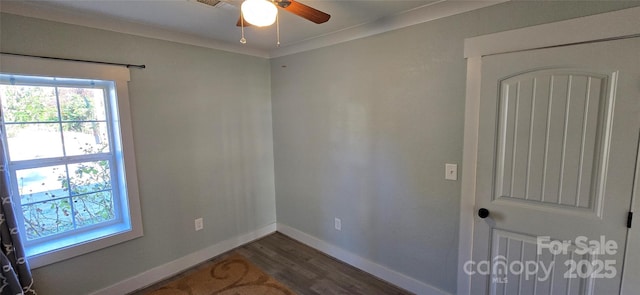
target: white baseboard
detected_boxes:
[91,223,277,295]
[276,223,451,295]
[91,222,449,295]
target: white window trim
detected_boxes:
[457,7,640,295]
[0,53,143,268]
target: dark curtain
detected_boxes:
[0,135,36,295]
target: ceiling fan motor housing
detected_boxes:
[275,0,292,8]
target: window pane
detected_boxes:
[68,161,112,195]
[16,165,69,204]
[0,85,59,122]
[22,198,74,240]
[63,122,110,156]
[5,123,64,161]
[73,191,115,227]
[58,87,107,121]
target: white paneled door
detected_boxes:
[470,37,640,295]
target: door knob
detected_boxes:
[478,208,490,219]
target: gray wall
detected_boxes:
[0,13,276,294]
[270,1,640,293]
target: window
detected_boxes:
[0,54,142,268]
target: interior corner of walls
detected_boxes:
[275,223,452,295]
[90,223,276,295]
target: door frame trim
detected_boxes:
[458,7,640,295]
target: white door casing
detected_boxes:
[458,7,640,295]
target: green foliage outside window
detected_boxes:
[2,85,115,240]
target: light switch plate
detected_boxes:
[445,163,458,181]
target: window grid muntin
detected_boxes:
[14,157,113,202]
[0,74,123,246]
[11,159,116,241]
[3,120,108,125]
[1,80,113,162]
[18,198,122,246]
[21,187,113,206]
[53,86,67,158]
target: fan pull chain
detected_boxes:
[240,12,247,44]
[276,10,280,47]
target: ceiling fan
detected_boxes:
[196,0,330,27]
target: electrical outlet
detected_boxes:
[195,218,204,231]
[334,218,341,231]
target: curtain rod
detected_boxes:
[0,52,146,69]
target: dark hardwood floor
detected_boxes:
[131,232,413,295]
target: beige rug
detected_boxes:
[146,252,296,295]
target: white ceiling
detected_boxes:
[0,0,507,57]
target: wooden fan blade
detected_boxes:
[236,15,252,27]
[283,0,330,24]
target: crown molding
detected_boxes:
[0,1,270,58]
[1,0,508,59]
[268,0,509,58]
[464,5,640,58]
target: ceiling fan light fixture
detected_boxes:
[241,0,278,27]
